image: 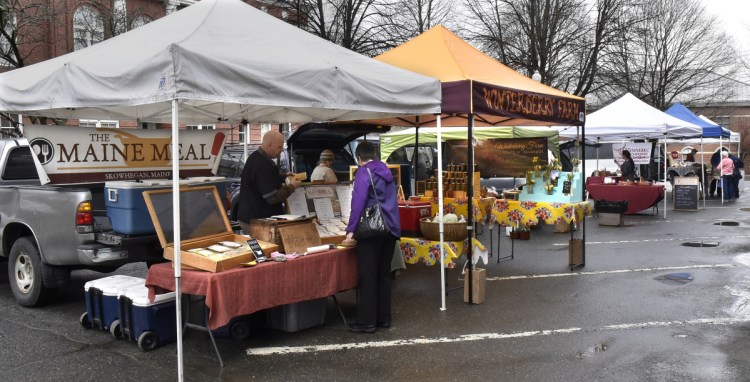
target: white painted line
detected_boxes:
[553,235,750,245]
[246,316,749,356]
[485,264,736,281]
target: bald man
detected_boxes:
[236,130,301,233]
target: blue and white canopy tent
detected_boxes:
[665,103,732,204]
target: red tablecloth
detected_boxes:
[586,184,665,214]
[146,247,358,330]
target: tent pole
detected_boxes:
[720,136,724,203]
[663,133,667,219]
[243,123,249,162]
[701,137,705,208]
[171,99,184,382]
[437,115,445,311]
[415,117,420,191]
[466,114,474,305]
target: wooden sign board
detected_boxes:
[278,221,321,255]
[673,176,699,211]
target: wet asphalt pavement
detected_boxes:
[1,190,750,381]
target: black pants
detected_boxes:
[733,175,741,198]
[355,234,397,326]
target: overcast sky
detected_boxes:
[702,0,750,51]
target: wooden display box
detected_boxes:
[569,238,584,266]
[249,218,318,253]
[143,186,277,272]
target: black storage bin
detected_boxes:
[594,200,628,214]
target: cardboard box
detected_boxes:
[463,268,486,304]
[598,212,624,227]
[143,186,278,272]
[554,220,572,233]
[569,238,584,266]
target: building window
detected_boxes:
[713,116,730,128]
[186,124,216,130]
[131,15,152,30]
[281,10,289,20]
[1,13,16,67]
[73,6,104,51]
[80,119,119,128]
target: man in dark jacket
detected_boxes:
[236,130,301,233]
[730,153,744,199]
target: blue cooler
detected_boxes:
[104,180,176,236]
[186,177,230,208]
[116,284,177,351]
[81,275,145,331]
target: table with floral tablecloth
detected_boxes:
[490,199,592,227]
[399,237,487,268]
[412,197,496,222]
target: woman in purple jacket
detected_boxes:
[345,141,401,333]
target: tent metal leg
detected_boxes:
[496,224,513,263]
[182,295,224,368]
[331,295,349,327]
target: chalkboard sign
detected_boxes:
[562,181,572,195]
[673,184,698,210]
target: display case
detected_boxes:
[143,186,277,272]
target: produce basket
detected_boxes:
[419,218,468,241]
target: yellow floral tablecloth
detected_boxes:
[490,199,592,227]
[412,197,496,222]
[399,237,486,268]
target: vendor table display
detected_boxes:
[412,196,495,222]
[490,199,592,227]
[399,237,486,268]
[146,247,357,330]
[586,183,664,215]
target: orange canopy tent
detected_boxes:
[354,26,588,307]
[366,25,585,127]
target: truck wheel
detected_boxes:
[8,237,48,307]
[229,319,251,340]
[110,319,122,339]
[137,331,159,351]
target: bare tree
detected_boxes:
[72,1,157,51]
[374,0,454,51]
[463,0,588,92]
[599,0,738,109]
[0,0,57,69]
[275,0,385,55]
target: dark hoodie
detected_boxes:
[346,160,401,238]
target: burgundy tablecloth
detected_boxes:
[146,247,358,330]
[587,184,665,214]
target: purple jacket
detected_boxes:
[346,160,401,238]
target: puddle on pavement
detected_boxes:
[713,221,740,226]
[655,272,693,285]
[576,343,609,359]
[739,208,750,212]
[681,241,719,247]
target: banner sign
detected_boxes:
[471,81,586,125]
[612,142,652,165]
[24,126,226,184]
[447,137,548,178]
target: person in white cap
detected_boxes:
[311,149,338,183]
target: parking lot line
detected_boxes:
[246,316,748,356]
[552,235,750,245]
[484,264,736,281]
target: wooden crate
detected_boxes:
[143,186,277,272]
[249,218,316,253]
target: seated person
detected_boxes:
[311,149,338,183]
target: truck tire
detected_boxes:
[8,237,49,307]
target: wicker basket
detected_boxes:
[419,218,468,241]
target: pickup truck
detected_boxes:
[0,138,166,306]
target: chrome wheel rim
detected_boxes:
[14,252,34,294]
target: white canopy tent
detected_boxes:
[0,0,441,378]
[559,93,702,218]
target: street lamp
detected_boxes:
[532,70,542,82]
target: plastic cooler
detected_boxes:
[115,284,177,351]
[81,275,145,331]
[105,180,176,236]
[398,200,432,237]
